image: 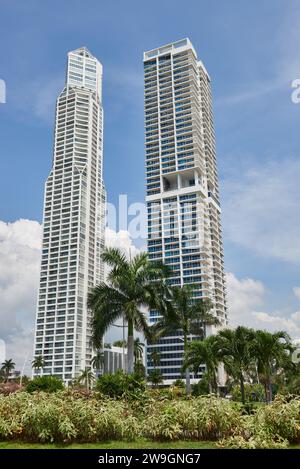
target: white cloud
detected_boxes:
[226,272,265,324]
[2,217,299,369]
[105,228,142,258]
[293,287,300,301]
[226,272,300,337]
[252,311,300,336]
[0,219,42,250]
[0,220,141,371]
[0,219,42,373]
[33,77,63,121]
[12,76,63,123]
[223,157,300,263]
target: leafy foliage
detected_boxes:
[96,370,146,398]
[184,336,220,393]
[1,359,15,381]
[88,247,169,373]
[191,374,210,396]
[143,396,241,441]
[133,361,146,379]
[231,383,265,402]
[31,356,45,372]
[1,389,300,446]
[26,376,64,394]
[0,391,138,442]
[148,369,163,387]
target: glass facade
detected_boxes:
[144,39,227,385]
[33,48,105,383]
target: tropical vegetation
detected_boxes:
[1,359,15,382]
[151,284,219,394]
[0,390,300,448]
[31,356,45,374]
[88,247,169,374]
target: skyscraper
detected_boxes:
[33,47,105,383]
[144,39,227,385]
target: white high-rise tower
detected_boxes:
[144,39,227,384]
[33,47,105,383]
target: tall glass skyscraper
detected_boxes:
[144,39,227,385]
[33,47,105,383]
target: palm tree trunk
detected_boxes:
[267,379,273,403]
[127,319,134,374]
[263,383,268,403]
[184,334,191,395]
[185,367,191,395]
[209,370,217,394]
[240,374,245,404]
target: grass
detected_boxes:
[0,439,217,449]
[1,440,300,450]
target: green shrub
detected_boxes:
[219,395,300,447]
[1,388,300,446]
[191,376,209,396]
[133,362,146,379]
[0,391,139,442]
[172,379,185,388]
[26,376,64,393]
[168,385,185,399]
[257,395,300,442]
[143,396,241,441]
[96,370,146,398]
[231,383,265,402]
[218,435,288,449]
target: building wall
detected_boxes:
[144,39,227,385]
[33,48,105,383]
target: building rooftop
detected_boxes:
[68,46,94,58]
[144,38,197,61]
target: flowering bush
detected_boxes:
[0,391,139,443]
[218,395,300,448]
[1,390,300,446]
[218,434,288,449]
[143,396,241,441]
[0,382,22,395]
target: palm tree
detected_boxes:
[152,285,220,394]
[88,247,169,374]
[91,351,104,373]
[113,340,127,348]
[77,368,95,390]
[252,330,292,403]
[134,360,146,378]
[31,355,45,374]
[150,350,161,368]
[1,359,15,382]
[148,369,163,388]
[184,335,220,393]
[216,326,255,404]
[134,338,144,363]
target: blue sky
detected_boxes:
[1,0,300,364]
